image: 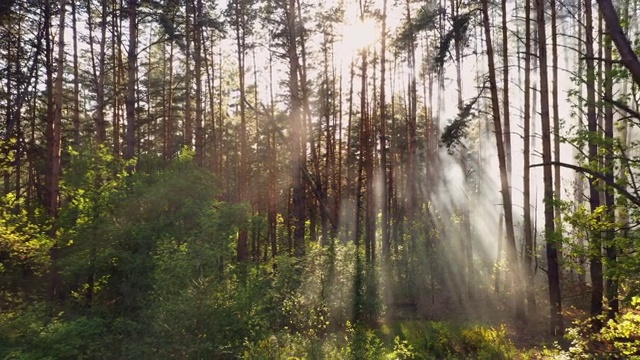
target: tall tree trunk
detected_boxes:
[184,1,192,148]
[233,0,249,262]
[165,39,175,161]
[53,0,65,226]
[452,0,472,298]
[585,0,604,320]
[551,0,562,250]
[268,49,277,258]
[380,0,389,257]
[47,0,65,301]
[113,0,123,156]
[574,0,586,283]
[71,0,80,144]
[97,0,107,144]
[194,0,204,164]
[405,0,417,221]
[603,25,618,319]
[523,0,536,314]
[287,0,305,257]
[501,0,512,178]
[124,0,137,161]
[537,0,563,335]
[482,0,525,321]
[4,36,12,197]
[204,29,216,171]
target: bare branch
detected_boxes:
[531,161,640,208]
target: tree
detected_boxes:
[596,0,640,87]
[86,0,108,144]
[585,0,604,320]
[379,0,389,257]
[125,0,137,161]
[536,0,563,334]
[228,0,255,262]
[284,0,306,257]
[523,0,536,315]
[481,0,525,321]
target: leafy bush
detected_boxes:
[565,297,640,358]
[0,307,115,359]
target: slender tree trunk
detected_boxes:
[585,0,604,320]
[380,0,389,257]
[287,0,305,257]
[72,0,80,144]
[612,0,630,316]
[47,0,66,301]
[124,0,137,161]
[551,0,562,249]
[113,0,122,156]
[53,0,65,217]
[575,0,586,283]
[537,0,563,335]
[405,0,417,221]
[501,0,512,178]
[603,26,618,319]
[482,0,525,321]
[4,38,12,197]
[268,49,277,258]
[194,0,204,164]
[165,39,175,160]
[233,0,249,262]
[452,0,472,298]
[204,29,216,170]
[96,0,107,144]
[184,1,192,148]
[523,0,536,314]
[495,214,503,294]
[44,0,56,289]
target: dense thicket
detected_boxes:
[2,0,640,357]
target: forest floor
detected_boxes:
[390,279,594,356]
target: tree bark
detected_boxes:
[501,0,512,178]
[124,0,137,161]
[585,0,604,320]
[596,0,640,87]
[551,0,562,250]
[523,0,536,315]
[233,0,249,262]
[287,0,305,257]
[194,0,204,164]
[71,0,80,144]
[482,0,525,321]
[184,0,192,149]
[380,0,389,257]
[536,0,564,335]
[603,25,618,319]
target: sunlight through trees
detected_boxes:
[2,0,640,357]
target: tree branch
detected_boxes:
[531,161,640,208]
[602,95,640,121]
[596,0,640,87]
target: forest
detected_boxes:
[1,0,640,357]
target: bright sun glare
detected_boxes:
[338,17,379,52]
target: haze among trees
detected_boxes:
[1,0,640,358]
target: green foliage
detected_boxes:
[432,12,472,74]
[395,5,443,52]
[440,96,480,153]
[0,306,119,359]
[380,321,518,360]
[243,320,519,360]
[565,297,640,358]
[0,194,51,308]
